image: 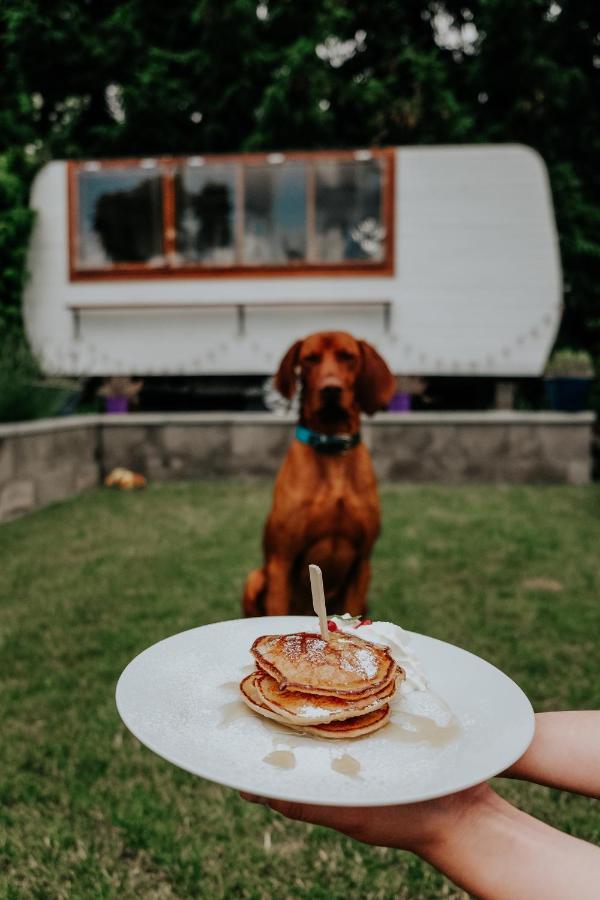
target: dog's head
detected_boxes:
[275,331,395,427]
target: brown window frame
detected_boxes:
[67,148,395,281]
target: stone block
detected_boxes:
[371,425,431,456]
[36,463,78,507]
[0,479,35,520]
[13,433,56,475]
[145,443,171,481]
[74,462,100,492]
[566,459,591,485]
[0,438,15,484]
[369,425,430,480]
[47,427,88,456]
[160,425,232,477]
[456,426,508,466]
[101,426,150,474]
[498,423,592,483]
[507,425,543,463]
[538,425,591,464]
[418,426,469,482]
[231,424,290,475]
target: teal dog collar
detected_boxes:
[295,424,361,454]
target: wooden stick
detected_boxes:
[309,564,330,642]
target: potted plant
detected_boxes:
[544,349,594,412]
[388,376,427,412]
[97,376,143,414]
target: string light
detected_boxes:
[55,302,557,376]
[389,309,556,372]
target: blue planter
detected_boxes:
[544,377,592,412]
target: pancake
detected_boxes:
[251,631,397,698]
[240,672,290,724]
[240,673,391,739]
[302,704,390,739]
[255,670,398,725]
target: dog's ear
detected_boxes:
[274,340,303,399]
[355,341,396,415]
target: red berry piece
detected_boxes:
[358,618,373,627]
[327,620,338,632]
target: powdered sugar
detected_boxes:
[339,646,378,679]
[281,634,302,660]
[281,634,328,664]
[305,637,327,663]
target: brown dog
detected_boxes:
[242,331,395,617]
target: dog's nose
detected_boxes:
[321,384,342,403]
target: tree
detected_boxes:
[0,0,598,359]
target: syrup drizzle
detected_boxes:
[219,700,250,727]
[263,750,297,770]
[331,753,362,778]
[387,712,461,747]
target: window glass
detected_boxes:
[314,159,384,262]
[243,163,306,264]
[73,153,389,274]
[76,168,163,266]
[175,164,236,265]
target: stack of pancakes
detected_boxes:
[240,630,403,739]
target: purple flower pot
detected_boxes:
[105,396,129,414]
[388,391,412,412]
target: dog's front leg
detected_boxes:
[262,555,294,616]
[343,559,371,618]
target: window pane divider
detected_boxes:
[234,162,245,265]
[306,161,317,264]
[162,167,176,264]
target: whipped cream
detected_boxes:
[332,617,429,694]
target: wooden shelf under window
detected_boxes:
[66,299,392,339]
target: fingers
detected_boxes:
[268,799,316,823]
[239,792,369,837]
[240,793,318,822]
[239,792,270,806]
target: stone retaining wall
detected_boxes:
[0,411,595,522]
[0,418,99,521]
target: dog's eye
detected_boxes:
[303,354,320,365]
[337,351,356,364]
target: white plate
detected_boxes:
[115,616,534,807]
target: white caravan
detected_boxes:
[24,144,561,378]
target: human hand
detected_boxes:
[241,713,600,899]
[240,782,492,856]
[241,780,600,900]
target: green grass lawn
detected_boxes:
[1,481,599,899]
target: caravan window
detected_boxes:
[243,163,307,265]
[69,149,393,278]
[75,167,164,267]
[175,163,236,265]
[315,159,384,263]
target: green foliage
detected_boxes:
[545,348,594,377]
[0,0,598,359]
[0,338,74,422]
[0,151,34,340]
